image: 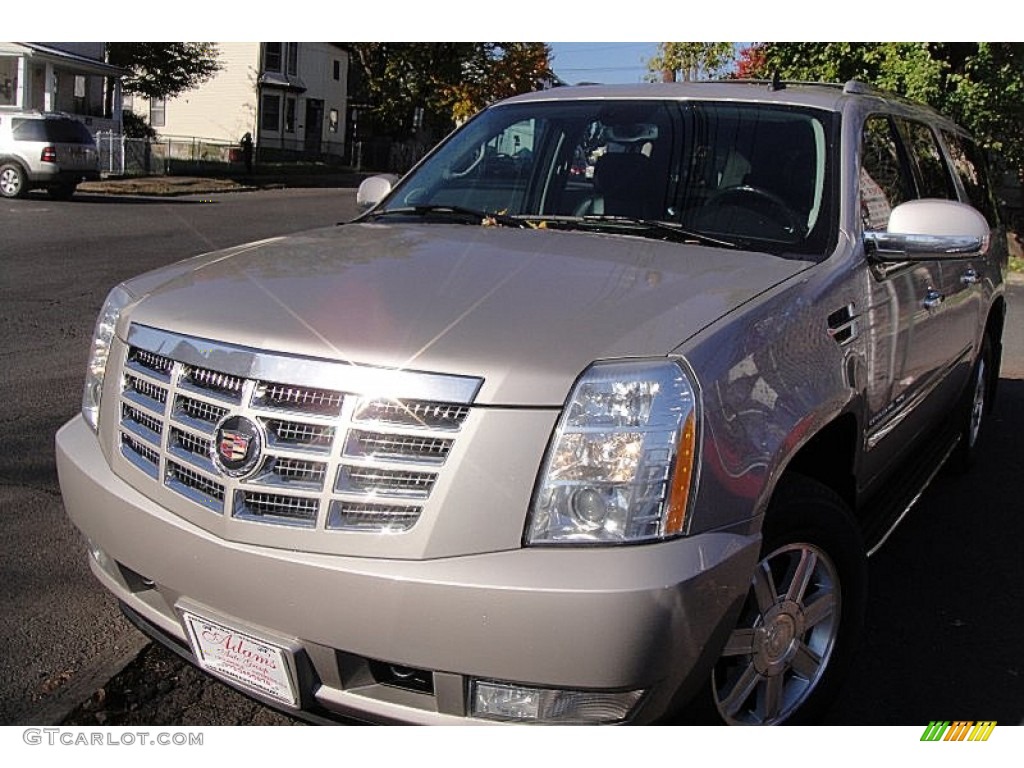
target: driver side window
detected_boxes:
[859,116,913,231]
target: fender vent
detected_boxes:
[827,304,859,346]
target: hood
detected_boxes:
[123,222,811,406]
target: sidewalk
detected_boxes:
[79,168,370,197]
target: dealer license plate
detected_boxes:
[181,611,299,707]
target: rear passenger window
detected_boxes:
[11,119,47,141]
[859,116,913,231]
[898,119,956,200]
[942,131,999,227]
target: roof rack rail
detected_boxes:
[696,78,848,90]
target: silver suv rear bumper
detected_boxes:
[57,415,760,724]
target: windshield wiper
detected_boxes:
[367,205,527,228]
[512,214,743,249]
[577,215,743,249]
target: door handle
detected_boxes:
[923,289,944,310]
[961,268,979,285]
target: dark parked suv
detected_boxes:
[0,111,100,199]
[58,80,1006,725]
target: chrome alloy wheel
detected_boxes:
[713,542,841,725]
[0,165,24,198]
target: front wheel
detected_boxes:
[950,335,992,473]
[710,475,866,725]
[0,162,27,198]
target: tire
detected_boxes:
[0,162,27,199]
[708,475,866,725]
[47,182,78,200]
[950,335,992,473]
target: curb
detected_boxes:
[80,172,369,197]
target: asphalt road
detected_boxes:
[2,188,1022,726]
[0,187,362,725]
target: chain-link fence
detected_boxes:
[96,132,243,177]
[94,132,432,177]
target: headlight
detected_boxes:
[81,285,134,432]
[527,359,699,545]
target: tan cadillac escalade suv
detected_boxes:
[56,81,1007,725]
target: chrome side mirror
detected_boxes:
[865,199,990,262]
[356,174,400,211]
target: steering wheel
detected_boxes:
[446,144,486,179]
[704,185,807,238]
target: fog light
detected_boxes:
[471,680,643,724]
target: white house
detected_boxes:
[0,42,123,133]
[129,42,349,159]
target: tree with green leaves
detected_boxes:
[106,43,221,100]
[446,43,553,124]
[346,42,553,139]
[647,43,735,82]
[745,43,1024,176]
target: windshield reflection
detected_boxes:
[384,99,837,257]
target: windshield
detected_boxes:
[382,99,838,257]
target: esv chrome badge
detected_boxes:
[211,414,265,478]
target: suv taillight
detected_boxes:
[41,146,57,163]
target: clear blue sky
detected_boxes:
[547,43,660,85]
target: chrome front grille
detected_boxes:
[115,325,480,539]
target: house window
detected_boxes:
[265,43,282,73]
[73,75,87,114]
[328,108,339,133]
[150,97,166,128]
[284,96,296,133]
[333,60,341,81]
[261,93,281,132]
[286,43,298,76]
[1,56,19,106]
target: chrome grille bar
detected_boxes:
[328,501,421,532]
[165,461,225,512]
[124,374,168,406]
[254,382,344,416]
[126,347,173,379]
[338,466,437,498]
[353,398,469,431]
[174,396,228,429]
[180,365,244,402]
[344,431,453,464]
[263,419,336,451]
[234,491,319,527]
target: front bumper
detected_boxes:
[57,415,760,724]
